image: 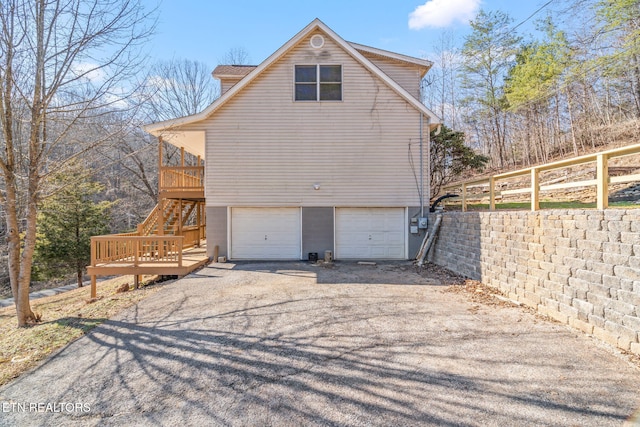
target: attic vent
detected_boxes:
[310,34,325,49]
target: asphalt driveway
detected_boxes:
[1,261,639,426]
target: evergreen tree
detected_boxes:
[36,171,114,288]
[430,125,489,197]
[460,10,521,168]
[504,19,573,162]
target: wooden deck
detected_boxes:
[87,244,210,277]
[87,141,209,298]
[87,236,210,298]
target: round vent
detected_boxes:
[310,34,325,49]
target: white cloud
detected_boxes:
[409,0,481,30]
[71,62,107,83]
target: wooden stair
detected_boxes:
[88,145,208,298]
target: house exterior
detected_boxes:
[144,18,440,261]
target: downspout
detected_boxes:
[420,114,424,218]
[419,117,438,217]
[425,116,431,215]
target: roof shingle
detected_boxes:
[212,65,257,78]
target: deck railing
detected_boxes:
[182,225,205,249]
[159,166,204,193]
[137,203,163,236]
[442,143,640,211]
[91,235,184,267]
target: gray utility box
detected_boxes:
[418,217,428,229]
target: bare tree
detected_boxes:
[218,47,251,66]
[144,58,220,122]
[422,31,462,129]
[0,0,154,326]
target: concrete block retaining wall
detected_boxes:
[428,209,640,355]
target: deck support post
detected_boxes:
[178,199,183,236]
[91,276,96,299]
[134,275,141,289]
[180,147,185,189]
[196,201,201,247]
[158,137,163,200]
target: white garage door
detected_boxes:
[335,208,406,259]
[231,208,301,259]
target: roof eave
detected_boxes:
[349,42,433,68]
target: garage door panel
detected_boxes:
[336,208,405,259]
[231,208,301,259]
[386,232,404,245]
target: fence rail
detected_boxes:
[442,143,640,211]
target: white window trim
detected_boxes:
[293,64,343,102]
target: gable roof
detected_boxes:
[212,65,257,79]
[144,18,441,135]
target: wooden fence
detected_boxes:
[442,143,640,211]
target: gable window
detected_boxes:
[295,65,342,101]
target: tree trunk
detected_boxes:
[565,89,579,156]
[631,52,640,118]
[14,195,38,327]
[6,177,22,305]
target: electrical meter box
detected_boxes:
[418,217,428,229]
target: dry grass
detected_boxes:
[0,276,165,387]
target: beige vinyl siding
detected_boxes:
[219,78,241,95]
[358,52,423,99]
[186,31,428,208]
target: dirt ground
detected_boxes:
[1,261,639,426]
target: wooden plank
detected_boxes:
[462,184,467,212]
[494,169,531,180]
[500,188,531,196]
[597,153,609,210]
[610,173,640,184]
[91,276,96,299]
[539,179,598,191]
[531,168,540,211]
[489,177,495,211]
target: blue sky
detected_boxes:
[144,0,552,67]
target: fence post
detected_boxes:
[462,184,467,212]
[489,177,495,211]
[531,168,540,211]
[597,154,609,210]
